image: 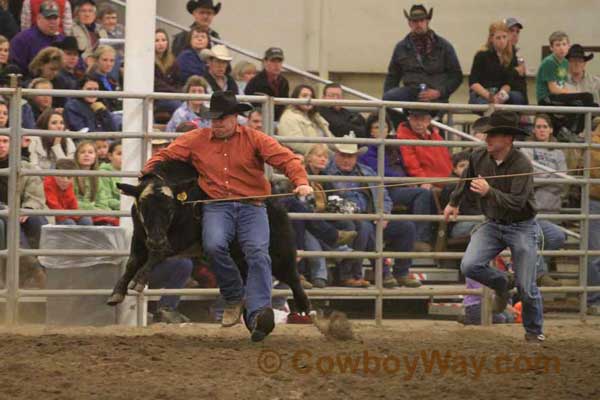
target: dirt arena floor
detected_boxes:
[0,314,599,400]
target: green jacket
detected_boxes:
[74,167,119,211]
[98,163,121,210]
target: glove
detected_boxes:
[90,101,107,113]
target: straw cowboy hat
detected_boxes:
[403,4,433,21]
[200,44,233,62]
[333,134,368,155]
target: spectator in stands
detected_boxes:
[165,75,211,132]
[244,47,289,121]
[0,35,20,86]
[21,0,72,34]
[27,45,63,84]
[94,138,108,163]
[504,17,529,104]
[382,4,462,127]
[200,44,237,94]
[232,60,256,94]
[54,36,85,91]
[28,108,75,168]
[9,0,65,74]
[278,84,334,155]
[360,112,437,251]
[0,99,7,129]
[469,21,526,106]
[97,4,123,56]
[177,26,210,84]
[397,109,452,180]
[25,77,53,123]
[63,75,116,132]
[522,114,566,287]
[0,134,48,249]
[87,44,121,111]
[43,158,93,225]
[98,140,121,212]
[0,0,19,40]
[72,0,107,65]
[566,44,600,104]
[588,124,600,314]
[318,83,366,138]
[172,0,221,57]
[154,28,182,116]
[73,140,118,225]
[325,140,420,288]
[245,109,262,131]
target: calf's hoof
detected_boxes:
[106,293,125,306]
[132,282,146,293]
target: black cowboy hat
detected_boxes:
[566,44,594,62]
[483,111,528,136]
[201,91,253,119]
[471,116,491,133]
[55,36,82,54]
[404,4,433,21]
[186,0,221,15]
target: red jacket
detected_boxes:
[396,122,452,179]
[43,176,79,223]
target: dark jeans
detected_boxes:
[58,217,94,226]
[20,216,48,249]
[382,86,449,128]
[388,186,436,243]
[148,257,193,310]
[469,90,527,106]
[281,197,338,249]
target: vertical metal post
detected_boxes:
[261,98,270,135]
[580,112,592,320]
[480,287,493,326]
[141,97,151,164]
[265,96,275,137]
[374,105,386,326]
[5,78,22,324]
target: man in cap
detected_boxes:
[504,17,529,104]
[9,0,65,73]
[566,44,600,104]
[318,83,367,138]
[325,138,421,288]
[245,47,290,121]
[200,44,238,94]
[172,0,222,56]
[444,111,545,343]
[382,4,462,127]
[142,91,313,341]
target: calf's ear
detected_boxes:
[117,183,142,198]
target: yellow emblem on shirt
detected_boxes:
[177,192,188,202]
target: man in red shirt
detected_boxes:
[143,91,313,341]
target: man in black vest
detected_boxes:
[245,47,289,121]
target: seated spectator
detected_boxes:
[172,0,221,57]
[0,99,6,129]
[94,138,109,163]
[9,0,65,75]
[73,140,118,225]
[382,4,462,127]
[25,77,53,123]
[21,0,72,34]
[278,84,334,155]
[154,28,182,116]
[359,112,437,251]
[200,44,238,94]
[0,35,20,85]
[566,44,600,105]
[54,36,85,92]
[244,47,289,120]
[396,109,452,180]
[245,109,263,131]
[43,158,93,225]
[165,75,211,132]
[98,140,121,212]
[318,83,367,138]
[63,75,116,132]
[462,277,516,325]
[27,45,63,84]
[97,4,123,56]
[536,31,595,141]
[504,17,529,104]
[588,124,600,313]
[232,60,257,94]
[468,21,525,106]
[72,0,107,65]
[522,114,566,287]
[325,140,420,288]
[87,45,121,111]
[0,0,19,40]
[28,108,75,168]
[177,25,210,84]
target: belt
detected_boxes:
[238,199,265,206]
[488,217,532,225]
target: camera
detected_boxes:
[326,195,359,214]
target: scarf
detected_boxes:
[410,30,436,57]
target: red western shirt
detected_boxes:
[396,122,453,179]
[143,125,308,199]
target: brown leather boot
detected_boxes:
[336,230,358,246]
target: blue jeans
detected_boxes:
[282,197,338,247]
[460,219,543,335]
[382,86,449,128]
[202,202,272,323]
[337,220,416,280]
[388,186,436,243]
[536,219,566,276]
[149,257,193,309]
[588,200,600,305]
[303,231,328,282]
[20,216,48,249]
[469,90,527,105]
[450,221,479,238]
[58,217,94,226]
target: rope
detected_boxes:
[182,166,600,206]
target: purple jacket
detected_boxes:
[358,144,407,177]
[9,26,64,73]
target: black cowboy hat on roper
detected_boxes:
[201,91,253,120]
[483,111,529,136]
[187,0,221,15]
[404,4,433,21]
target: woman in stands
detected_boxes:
[24,78,54,125]
[87,45,121,111]
[177,26,210,84]
[28,108,75,169]
[73,140,118,225]
[468,21,526,105]
[232,60,257,94]
[278,84,335,155]
[154,28,182,119]
[63,75,116,132]
[27,45,64,84]
[0,35,20,85]
[165,75,211,132]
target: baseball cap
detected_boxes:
[504,17,523,30]
[40,0,60,18]
[264,47,284,61]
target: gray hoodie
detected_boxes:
[522,146,567,212]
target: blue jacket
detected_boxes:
[177,49,206,83]
[325,161,393,214]
[64,98,116,132]
[358,145,407,178]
